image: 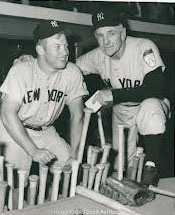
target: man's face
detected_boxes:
[95,26,125,57]
[42,33,69,69]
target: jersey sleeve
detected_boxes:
[76,48,100,75]
[0,64,26,104]
[140,39,165,75]
[65,63,89,105]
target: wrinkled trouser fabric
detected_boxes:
[0,121,70,179]
[112,98,170,170]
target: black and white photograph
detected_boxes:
[0,0,174,214]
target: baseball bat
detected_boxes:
[28,175,39,206]
[5,163,14,210]
[136,147,144,157]
[38,164,48,205]
[90,146,101,166]
[100,143,111,164]
[149,185,175,198]
[62,164,72,198]
[82,163,91,188]
[0,181,7,213]
[97,111,106,149]
[118,125,124,181]
[77,108,93,163]
[94,164,105,192]
[17,169,27,209]
[101,162,110,185]
[69,160,79,197]
[87,145,93,165]
[131,156,140,181]
[0,156,4,181]
[76,186,142,215]
[136,153,146,182]
[51,164,62,201]
[88,166,98,190]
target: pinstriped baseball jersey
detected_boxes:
[77,36,165,91]
[0,59,88,127]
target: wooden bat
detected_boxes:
[136,147,144,157]
[51,164,62,201]
[69,160,79,197]
[82,163,91,188]
[97,111,106,149]
[62,164,72,198]
[131,156,140,181]
[101,162,110,185]
[100,144,111,164]
[118,125,124,181]
[0,156,4,181]
[0,181,7,213]
[149,185,175,198]
[28,175,39,205]
[77,108,93,163]
[88,166,98,190]
[5,163,14,210]
[90,146,101,166]
[94,164,105,192]
[87,145,93,165]
[38,164,48,205]
[17,169,27,209]
[76,185,142,215]
[136,153,146,182]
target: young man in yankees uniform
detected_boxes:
[0,20,88,177]
[76,9,170,184]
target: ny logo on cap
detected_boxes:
[50,20,59,28]
[97,12,104,22]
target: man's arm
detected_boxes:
[93,67,165,106]
[0,95,55,165]
[68,97,84,160]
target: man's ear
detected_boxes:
[36,44,45,55]
[121,27,126,41]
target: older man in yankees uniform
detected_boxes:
[76,9,170,182]
[0,20,88,176]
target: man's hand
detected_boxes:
[33,148,56,165]
[92,90,113,106]
[13,55,35,65]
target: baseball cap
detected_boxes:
[33,20,65,43]
[92,8,123,31]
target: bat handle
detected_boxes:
[82,163,91,188]
[51,166,62,201]
[28,175,39,205]
[94,164,105,192]
[118,125,124,181]
[90,146,101,166]
[69,160,79,197]
[0,156,4,181]
[87,145,93,165]
[5,163,15,210]
[100,144,111,164]
[38,165,48,205]
[0,181,7,213]
[17,169,27,209]
[62,165,72,198]
[97,111,106,149]
[131,156,140,180]
[101,163,110,185]
[149,185,175,198]
[77,108,93,163]
[88,166,98,190]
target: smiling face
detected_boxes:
[39,32,69,70]
[95,25,126,58]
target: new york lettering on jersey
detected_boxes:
[23,88,64,104]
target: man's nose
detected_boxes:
[103,36,110,45]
